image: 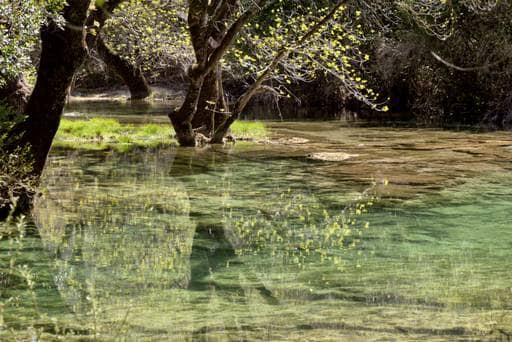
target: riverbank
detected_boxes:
[69,85,351,121]
[71,85,183,104]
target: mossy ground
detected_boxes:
[54,118,268,151]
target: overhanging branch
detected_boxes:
[431,51,508,72]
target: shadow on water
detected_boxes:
[171,149,280,307]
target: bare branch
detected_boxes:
[431,51,508,72]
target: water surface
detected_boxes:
[2,105,512,341]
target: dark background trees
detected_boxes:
[72,0,512,129]
[364,0,512,127]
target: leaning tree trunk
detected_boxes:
[0,75,31,115]
[96,37,151,100]
[1,0,92,219]
[83,0,150,100]
[5,0,92,178]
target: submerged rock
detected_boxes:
[306,152,359,161]
[277,137,310,144]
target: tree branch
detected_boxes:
[203,0,267,76]
[431,51,508,72]
[212,0,347,141]
[238,0,347,112]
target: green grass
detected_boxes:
[56,118,173,151]
[55,118,268,150]
[230,121,268,140]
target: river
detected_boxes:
[1,101,512,340]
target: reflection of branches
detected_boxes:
[172,148,280,304]
[223,181,384,273]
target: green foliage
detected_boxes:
[0,0,65,86]
[103,0,192,76]
[228,1,385,109]
[0,104,35,218]
[99,0,385,111]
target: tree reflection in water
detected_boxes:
[25,146,376,338]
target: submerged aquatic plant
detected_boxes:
[0,211,137,342]
[0,216,43,340]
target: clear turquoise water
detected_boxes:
[2,118,512,340]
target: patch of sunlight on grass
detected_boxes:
[55,119,268,150]
[55,118,175,151]
[58,118,123,138]
[230,121,268,140]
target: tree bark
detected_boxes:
[191,66,229,134]
[169,0,264,146]
[0,75,31,115]
[169,72,204,147]
[4,0,92,178]
[95,37,151,100]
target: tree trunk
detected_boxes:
[169,74,204,147]
[0,75,31,115]
[84,0,150,100]
[4,0,92,178]
[191,67,229,135]
[169,0,265,146]
[95,36,151,100]
[1,0,92,219]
